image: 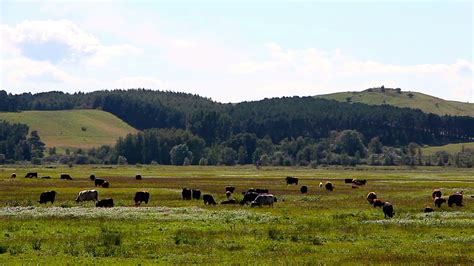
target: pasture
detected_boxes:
[0,165,473,264]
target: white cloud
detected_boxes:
[113,76,168,89]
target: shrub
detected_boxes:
[99,227,122,247]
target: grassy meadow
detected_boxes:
[0,165,473,264]
[0,110,137,150]
[422,142,474,156]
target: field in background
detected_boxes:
[0,110,137,150]
[422,142,474,156]
[0,165,473,264]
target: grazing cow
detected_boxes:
[135,174,142,180]
[434,197,446,208]
[94,178,106,187]
[367,192,377,204]
[319,182,323,188]
[11,173,16,178]
[373,199,385,208]
[432,189,442,199]
[25,172,38,178]
[225,186,235,193]
[300,185,308,194]
[286,176,299,185]
[220,199,237,205]
[203,194,217,205]
[89,175,96,181]
[226,191,232,199]
[383,202,394,218]
[182,188,192,200]
[101,181,110,188]
[41,176,51,179]
[325,182,334,192]
[255,188,269,194]
[96,198,114,208]
[352,179,367,186]
[240,192,259,205]
[251,194,275,207]
[134,191,150,205]
[344,178,353,184]
[192,189,201,200]
[60,174,72,180]
[448,193,463,207]
[76,190,98,202]
[424,207,434,213]
[39,191,56,204]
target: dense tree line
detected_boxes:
[0,120,45,163]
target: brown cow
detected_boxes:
[432,189,442,199]
[448,193,463,207]
[367,192,377,204]
[434,197,446,208]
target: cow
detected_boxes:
[25,172,38,178]
[448,193,463,207]
[240,192,259,205]
[300,185,308,194]
[135,175,142,180]
[76,190,98,202]
[134,191,150,205]
[89,175,96,181]
[383,202,394,218]
[11,173,16,178]
[203,194,217,205]
[96,198,114,208]
[434,197,446,208]
[373,199,385,208]
[352,179,367,186]
[39,191,56,204]
[255,188,269,194]
[424,207,434,213]
[225,186,235,193]
[367,192,377,204]
[220,199,237,205]
[251,194,275,207]
[325,182,334,192]
[60,174,72,180]
[102,181,110,188]
[319,182,323,188]
[226,191,232,199]
[192,189,201,200]
[351,185,359,189]
[432,189,442,199]
[94,178,106,187]
[286,176,298,185]
[41,176,51,179]
[182,188,192,200]
[344,178,353,184]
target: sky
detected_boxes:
[1,0,473,103]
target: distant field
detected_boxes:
[318,89,474,117]
[422,142,474,155]
[0,165,473,264]
[0,110,138,149]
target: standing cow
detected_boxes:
[11,173,16,178]
[25,172,38,178]
[96,198,114,208]
[182,188,192,200]
[101,181,110,188]
[134,191,150,205]
[383,202,395,218]
[60,174,72,180]
[286,176,299,185]
[203,194,217,205]
[367,192,377,204]
[434,197,446,208]
[251,194,276,207]
[192,189,201,200]
[432,189,442,199]
[76,190,98,202]
[300,186,308,194]
[325,182,334,192]
[95,178,106,187]
[448,193,463,207]
[135,175,142,180]
[39,191,56,204]
[89,175,96,181]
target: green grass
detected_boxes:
[422,142,474,155]
[317,89,474,117]
[0,110,138,150]
[0,165,473,264]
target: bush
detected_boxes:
[99,227,122,247]
[31,157,42,165]
[198,157,208,166]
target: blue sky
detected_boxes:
[1,0,472,102]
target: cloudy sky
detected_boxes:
[1,0,472,103]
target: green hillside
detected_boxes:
[422,142,474,156]
[0,109,138,149]
[317,88,474,117]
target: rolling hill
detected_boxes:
[317,88,474,117]
[422,142,474,156]
[0,109,138,149]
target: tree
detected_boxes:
[368,137,383,154]
[117,155,128,165]
[28,130,45,158]
[170,144,193,166]
[219,147,236,166]
[333,130,366,157]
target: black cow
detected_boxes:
[89,175,96,181]
[325,182,334,192]
[25,172,38,178]
[424,207,434,213]
[240,192,259,205]
[373,199,385,208]
[434,197,446,208]
[102,181,110,188]
[41,176,51,179]
[300,186,308,194]
[135,174,142,180]
[225,186,235,193]
[256,188,269,194]
[344,178,353,184]
[286,176,298,185]
[134,191,150,205]
[39,191,56,204]
[448,193,463,207]
[203,194,217,205]
[192,189,201,200]
[221,199,237,205]
[60,174,72,180]
[95,178,106,187]
[11,173,16,178]
[96,198,114,208]
[352,179,367,186]
[383,202,394,218]
[432,189,442,199]
[182,188,192,200]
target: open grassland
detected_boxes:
[0,110,137,149]
[422,142,474,155]
[0,165,473,264]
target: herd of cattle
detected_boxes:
[10,172,466,218]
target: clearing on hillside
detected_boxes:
[422,142,474,155]
[0,109,138,149]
